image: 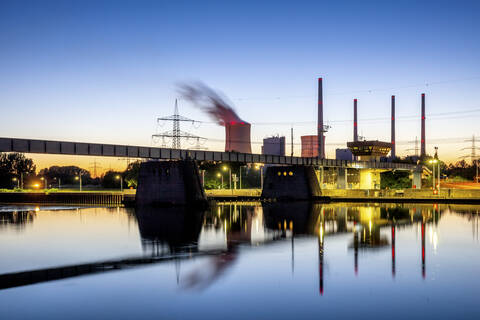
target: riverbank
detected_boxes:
[1,187,480,205]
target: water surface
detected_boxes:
[0,202,479,319]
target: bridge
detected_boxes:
[0,137,416,169]
[0,137,423,205]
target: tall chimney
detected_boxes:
[421,93,426,157]
[353,99,358,142]
[317,78,325,159]
[391,95,396,158]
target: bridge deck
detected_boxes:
[0,137,416,170]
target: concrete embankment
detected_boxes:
[321,189,480,204]
[0,191,127,206]
[1,188,480,206]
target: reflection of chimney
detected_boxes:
[391,225,396,277]
[421,93,426,157]
[421,221,426,279]
[353,99,358,142]
[317,78,325,159]
[391,96,396,158]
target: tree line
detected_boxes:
[0,152,140,189]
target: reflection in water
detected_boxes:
[2,202,480,295]
[0,210,36,229]
[135,206,204,256]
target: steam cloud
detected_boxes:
[178,82,247,126]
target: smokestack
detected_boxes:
[353,99,358,142]
[391,95,396,158]
[317,78,325,159]
[421,93,426,157]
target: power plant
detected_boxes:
[262,136,286,156]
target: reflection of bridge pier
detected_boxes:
[318,209,325,295]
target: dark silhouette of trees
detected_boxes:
[124,161,141,188]
[102,170,123,189]
[0,153,36,188]
[38,166,93,185]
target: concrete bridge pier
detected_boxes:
[337,168,347,189]
[136,160,207,206]
[412,167,422,189]
[359,169,381,189]
[261,165,322,200]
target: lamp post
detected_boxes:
[40,177,47,189]
[217,172,223,189]
[239,166,243,189]
[429,159,438,193]
[223,165,231,189]
[116,175,123,192]
[12,177,19,189]
[255,164,264,190]
[75,174,82,192]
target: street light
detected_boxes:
[75,174,82,192]
[116,175,123,192]
[222,165,231,189]
[217,172,223,189]
[12,177,19,189]
[40,177,47,189]
[255,164,264,190]
[428,159,438,193]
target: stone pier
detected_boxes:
[136,160,207,206]
[261,166,322,200]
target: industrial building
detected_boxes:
[225,122,252,153]
[262,136,285,156]
[347,140,392,161]
[336,148,353,161]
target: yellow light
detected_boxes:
[40,177,44,181]
[277,172,281,176]
[217,173,221,177]
[33,183,40,188]
[12,177,17,181]
[283,171,287,176]
[75,176,79,180]
[115,175,120,180]
[289,171,293,176]
[35,206,40,212]
[222,165,228,171]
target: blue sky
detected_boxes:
[1,0,479,169]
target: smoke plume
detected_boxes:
[178,82,247,126]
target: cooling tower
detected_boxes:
[225,122,252,153]
[301,135,318,157]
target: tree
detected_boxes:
[102,170,123,189]
[124,161,141,188]
[0,153,36,188]
[381,171,411,189]
[38,166,92,185]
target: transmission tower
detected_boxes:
[152,99,207,149]
[460,135,480,182]
[406,136,420,157]
[89,159,102,178]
